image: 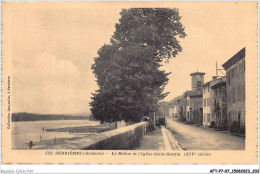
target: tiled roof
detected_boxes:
[211,77,226,89]
[202,81,211,87]
[222,47,245,70]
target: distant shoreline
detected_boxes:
[12,112,95,122]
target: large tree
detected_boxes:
[90,8,186,123]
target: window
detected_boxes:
[208,86,209,92]
[197,81,202,88]
[204,99,206,107]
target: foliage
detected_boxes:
[90,8,186,123]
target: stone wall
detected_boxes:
[83,122,148,150]
[226,58,245,132]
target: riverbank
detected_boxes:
[22,123,115,149]
[25,123,116,149]
[12,119,103,149]
[46,122,115,133]
[36,122,148,150]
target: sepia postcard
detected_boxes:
[1,1,258,164]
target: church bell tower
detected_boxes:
[190,72,205,91]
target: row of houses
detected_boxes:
[169,47,245,135]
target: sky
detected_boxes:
[9,2,256,115]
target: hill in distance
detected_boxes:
[12,112,95,122]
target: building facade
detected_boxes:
[169,107,174,118]
[168,95,184,120]
[182,93,187,121]
[183,72,205,124]
[202,76,226,127]
[222,47,245,134]
[185,90,203,124]
[191,72,205,91]
[202,81,213,126]
[173,105,179,118]
[211,77,227,130]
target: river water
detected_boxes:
[12,120,99,149]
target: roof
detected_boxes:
[211,77,226,90]
[202,81,211,87]
[222,47,245,70]
[202,76,224,88]
[190,72,205,76]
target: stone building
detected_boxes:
[168,95,183,119]
[222,47,245,134]
[184,90,203,124]
[190,72,205,91]
[182,93,187,121]
[173,105,179,118]
[176,97,184,120]
[183,72,205,124]
[211,77,227,130]
[202,80,214,126]
[202,76,224,127]
[169,107,174,118]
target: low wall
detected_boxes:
[37,121,148,150]
[82,122,148,150]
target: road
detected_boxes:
[135,127,165,150]
[166,118,245,150]
[135,125,182,150]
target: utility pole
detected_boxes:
[216,62,218,77]
[216,61,226,77]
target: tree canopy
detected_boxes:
[90,8,186,123]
